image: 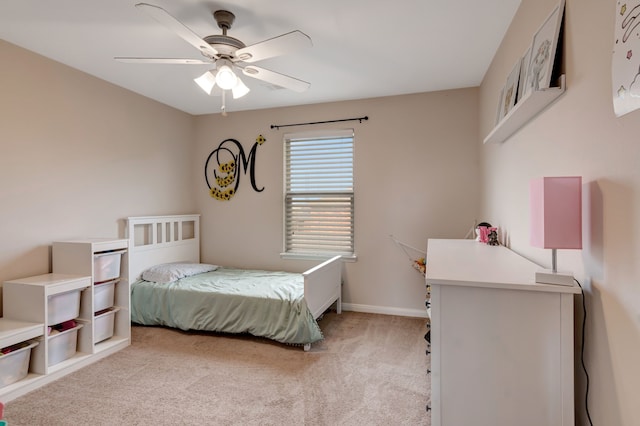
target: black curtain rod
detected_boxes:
[270,116,368,130]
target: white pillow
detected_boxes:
[142,262,218,284]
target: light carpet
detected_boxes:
[5,311,431,425]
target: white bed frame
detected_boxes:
[126,214,342,350]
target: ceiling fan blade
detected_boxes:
[115,57,212,64]
[135,2,218,59]
[235,30,312,63]
[242,65,310,92]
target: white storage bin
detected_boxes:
[93,249,125,283]
[94,307,120,344]
[48,323,83,367]
[0,341,38,388]
[93,280,116,312]
[47,289,81,326]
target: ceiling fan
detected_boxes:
[116,3,312,113]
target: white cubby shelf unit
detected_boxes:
[0,239,130,402]
[3,273,90,377]
[52,239,130,354]
[0,319,45,401]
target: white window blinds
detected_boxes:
[284,130,354,257]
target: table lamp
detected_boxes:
[529,176,582,286]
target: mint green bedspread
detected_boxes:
[130,268,323,345]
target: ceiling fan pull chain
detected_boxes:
[221,90,227,116]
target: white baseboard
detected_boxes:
[341,303,428,318]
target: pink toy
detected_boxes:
[476,225,498,245]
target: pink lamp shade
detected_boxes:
[530,176,582,250]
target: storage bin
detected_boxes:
[47,323,83,367]
[47,289,81,326]
[94,307,120,344]
[93,249,125,283]
[93,280,116,312]
[0,341,38,388]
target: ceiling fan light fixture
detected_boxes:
[215,60,238,90]
[119,4,315,111]
[194,70,216,94]
[232,77,250,99]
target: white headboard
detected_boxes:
[126,214,200,283]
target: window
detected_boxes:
[283,129,355,259]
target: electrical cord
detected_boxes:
[574,278,594,426]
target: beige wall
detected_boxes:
[479,0,640,424]
[0,40,197,288]
[1,37,482,318]
[194,90,481,315]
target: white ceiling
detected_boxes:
[0,0,521,116]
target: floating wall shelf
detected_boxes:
[484,74,566,144]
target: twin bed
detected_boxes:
[126,214,342,351]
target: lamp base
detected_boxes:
[535,270,575,286]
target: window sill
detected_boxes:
[280,253,357,263]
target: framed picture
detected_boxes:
[524,0,565,95]
[612,0,640,117]
[517,46,532,102]
[496,86,505,125]
[502,59,522,116]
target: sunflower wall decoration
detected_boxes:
[204,135,266,201]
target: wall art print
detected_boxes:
[613,1,640,117]
[204,135,266,201]
[517,46,532,103]
[522,0,564,99]
[501,59,522,119]
[495,86,505,125]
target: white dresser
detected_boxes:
[426,239,580,426]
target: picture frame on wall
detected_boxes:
[612,0,640,117]
[517,46,532,102]
[496,86,505,125]
[502,59,522,117]
[523,0,565,97]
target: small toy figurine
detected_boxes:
[475,222,492,243]
[487,229,499,246]
[413,257,426,276]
